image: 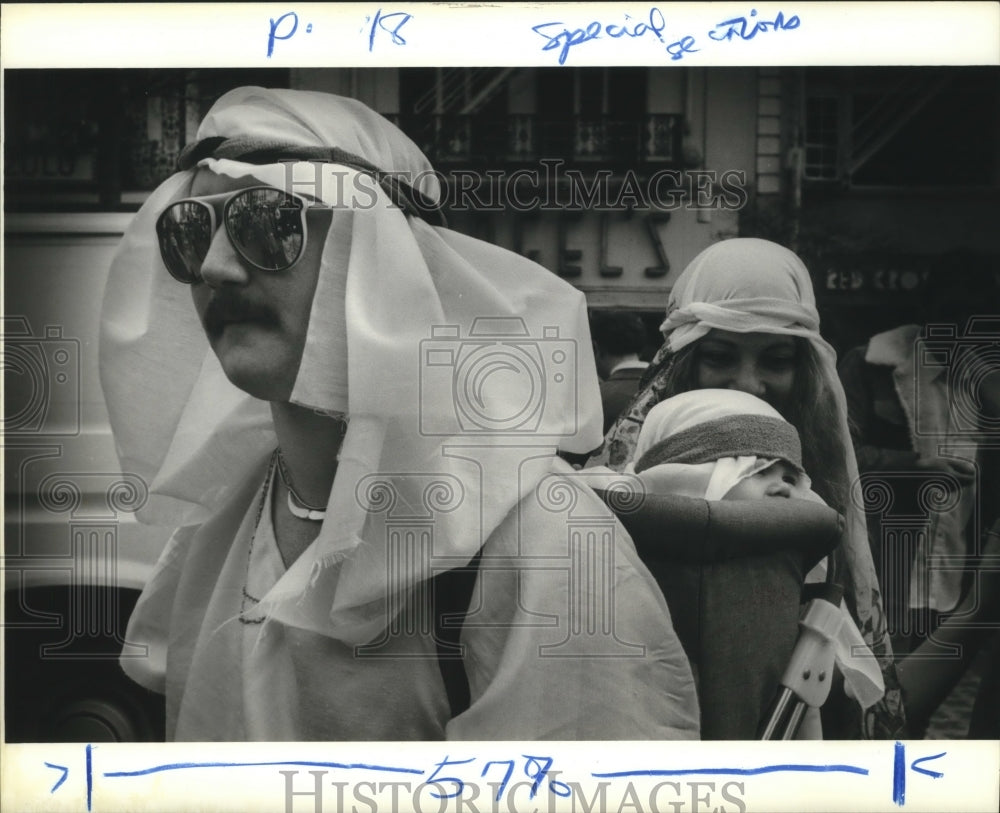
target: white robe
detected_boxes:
[122,455,701,741]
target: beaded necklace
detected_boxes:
[276,448,327,521]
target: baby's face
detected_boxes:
[722,460,810,501]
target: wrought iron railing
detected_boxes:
[393,114,683,168]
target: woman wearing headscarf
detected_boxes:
[587,237,908,738]
[100,87,699,741]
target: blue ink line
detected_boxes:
[104,759,423,779]
[267,11,298,58]
[367,8,411,51]
[44,762,69,793]
[369,8,380,51]
[482,760,515,803]
[594,763,869,779]
[86,744,93,812]
[911,751,946,779]
[893,742,906,806]
[425,756,476,800]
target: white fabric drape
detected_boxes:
[660,238,830,353]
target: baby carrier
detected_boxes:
[596,489,846,738]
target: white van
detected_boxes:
[5,212,170,741]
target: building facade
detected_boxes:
[7,66,997,349]
[3,66,998,740]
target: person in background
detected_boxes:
[968,518,1000,740]
[591,310,651,434]
[838,256,1000,733]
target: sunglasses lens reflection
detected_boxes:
[156,201,213,283]
[226,188,305,271]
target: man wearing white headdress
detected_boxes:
[100,87,699,741]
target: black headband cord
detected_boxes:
[176,137,447,228]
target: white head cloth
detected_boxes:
[100,87,603,646]
[660,237,832,355]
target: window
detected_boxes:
[5,69,291,211]
[802,67,999,188]
[536,67,657,165]
[803,95,839,180]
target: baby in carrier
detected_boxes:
[624,388,885,737]
[631,388,815,503]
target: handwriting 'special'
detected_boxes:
[532,8,667,65]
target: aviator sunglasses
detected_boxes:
[156,186,313,284]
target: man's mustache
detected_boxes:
[202,294,280,336]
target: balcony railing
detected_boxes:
[394,114,683,168]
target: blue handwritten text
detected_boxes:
[531,7,802,63]
[267,11,314,58]
[532,8,666,65]
[39,740,949,810]
[368,8,412,52]
[666,35,699,60]
[708,8,801,41]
